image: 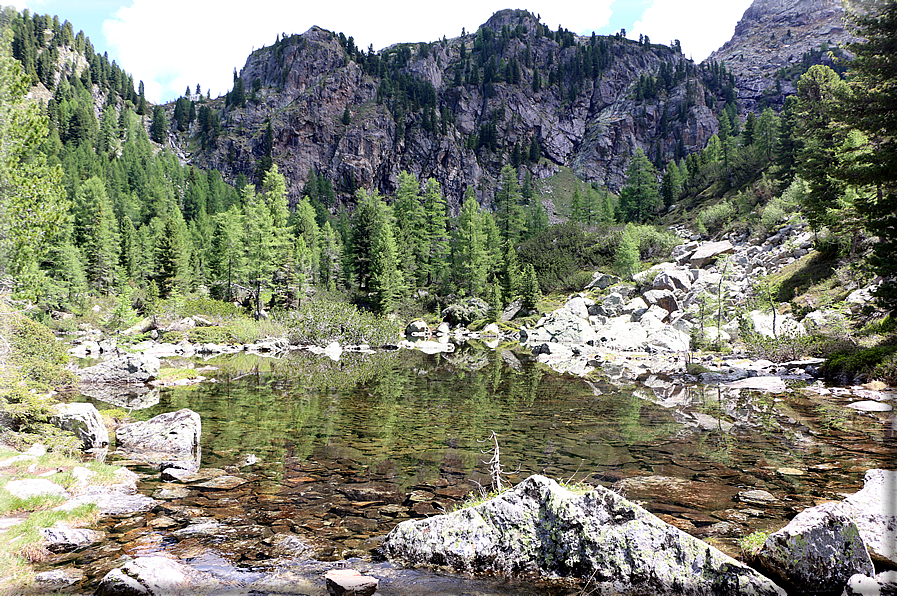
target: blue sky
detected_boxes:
[16,0,752,104]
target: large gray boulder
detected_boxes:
[757,501,874,594]
[382,475,785,596]
[115,409,201,473]
[50,402,109,449]
[95,555,217,596]
[525,308,599,345]
[842,469,897,567]
[78,354,160,385]
[690,240,735,268]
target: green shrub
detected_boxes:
[823,344,897,383]
[181,297,245,322]
[696,201,736,236]
[287,300,403,346]
[630,224,680,261]
[187,326,233,344]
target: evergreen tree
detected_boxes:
[119,215,139,282]
[318,220,343,291]
[660,163,683,208]
[499,239,521,304]
[422,177,448,286]
[208,206,245,301]
[150,105,166,143]
[393,170,427,284]
[241,185,276,317]
[840,0,897,308]
[155,213,187,297]
[370,218,405,313]
[452,189,488,296]
[494,164,525,243]
[618,148,661,222]
[520,263,540,310]
[349,189,387,290]
[73,176,118,293]
[614,225,640,279]
[795,65,850,232]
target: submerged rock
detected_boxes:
[382,475,784,596]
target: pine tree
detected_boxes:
[614,225,640,279]
[840,0,897,308]
[370,218,405,313]
[423,177,448,286]
[499,239,521,304]
[453,189,488,296]
[349,189,387,290]
[318,220,343,291]
[150,105,166,143]
[209,206,245,301]
[795,65,850,232]
[618,148,661,223]
[155,214,187,298]
[73,177,119,293]
[494,164,525,243]
[520,263,540,310]
[393,171,427,284]
[241,185,276,318]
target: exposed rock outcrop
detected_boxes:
[757,501,874,594]
[50,402,109,449]
[383,474,785,595]
[707,0,856,111]
[188,11,719,210]
[115,409,202,473]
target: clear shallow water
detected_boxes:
[63,345,896,594]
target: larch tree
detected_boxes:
[618,148,661,223]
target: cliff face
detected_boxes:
[187,10,720,210]
[707,0,855,111]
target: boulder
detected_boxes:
[841,469,897,567]
[382,475,784,596]
[586,273,621,290]
[561,295,592,320]
[843,571,897,596]
[404,320,430,336]
[324,569,379,596]
[94,555,215,596]
[690,241,735,268]
[524,308,599,345]
[78,354,161,385]
[40,522,103,553]
[115,409,201,473]
[653,270,692,293]
[642,289,680,314]
[757,501,874,594]
[748,310,806,338]
[33,569,84,590]
[435,321,450,335]
[4,479,69,500]
[50,402,109,449]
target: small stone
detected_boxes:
[4,479,69,500]
[192,475,247,490]
[737,489,778,506]
[777,467,806,476]
[324,569,379,596]
[847,400,893,412]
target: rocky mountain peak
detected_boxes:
[482,9,541,32]
[708,0,855,111]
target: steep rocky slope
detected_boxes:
[707,0,855,111]
[186,10,721,210]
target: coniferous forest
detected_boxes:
[0,2,894,328]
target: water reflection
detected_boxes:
[65,344,896,594]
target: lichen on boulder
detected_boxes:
[382,475,785,596]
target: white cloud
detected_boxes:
[629,0,753,62]
[103,0,613,104]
